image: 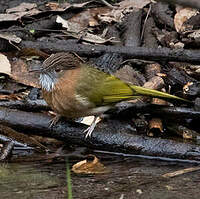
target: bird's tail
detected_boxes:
[130,85,191,103]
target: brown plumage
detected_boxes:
[38,52,190,137]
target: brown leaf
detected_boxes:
[72,155,109,174]
[174,7,199,32]
[10,58,40,88]
[148,118,164,137]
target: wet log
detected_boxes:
[0,99,49,111]
[0,107,200,161]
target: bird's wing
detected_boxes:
[86,73,138,106]
[77,65,189,108]
[100,75,140,105]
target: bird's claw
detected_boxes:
[49,114,61,127]
[84,116,98,138]
[84,125,95,138]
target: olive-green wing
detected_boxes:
[77,65,137,106]
[77,65,189,107]
[100,75,140,105]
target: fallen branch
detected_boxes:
[20,40,200,64]
[0,107,200,160]
[113,103,200,120]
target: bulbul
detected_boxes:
[37,52,189,137]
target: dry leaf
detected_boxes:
[10,58,40,88]
[0,1,93,22]
[57,15,119,44]
[118,0,150,9]
[72,155,109,174]
[56,15,83,32]
[0,3,40,22]
[6,3,37,13]
[46,1,92,12]
[0,33,21,43]
[99,0,150,23]
[45,2,60,11]
[0,53,11,75]
[148,118,164,136]
[188,29,200,42]
[0,14,22,22]
[68,7,111,28]
[174,7,199,32]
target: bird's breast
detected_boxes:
[42,68,96,118]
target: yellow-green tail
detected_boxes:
[130,85,190,103]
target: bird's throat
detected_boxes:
[39,73,57,91]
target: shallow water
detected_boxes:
[1,150,200,199]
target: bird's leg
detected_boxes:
[84,116,99,138]
[49,114,62,127]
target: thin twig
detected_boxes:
[141,3,152,41]
[100,0,116,9]
[162,167,200,178]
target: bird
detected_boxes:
[36,52,189,138]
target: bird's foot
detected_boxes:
[49,114,62,127]
[84,116,98,138]
[84,123,96,138]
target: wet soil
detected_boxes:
[1,152,200,199]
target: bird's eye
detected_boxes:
[55,68,61,73]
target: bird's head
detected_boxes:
[37,53,81,91]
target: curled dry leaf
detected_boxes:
[148,118,164,136]
[174,7,199,33]
[72,155,109,174]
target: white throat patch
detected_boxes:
[39,73,57,91]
